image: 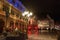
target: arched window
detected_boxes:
[10,21,14,27]
[15,22,18,27]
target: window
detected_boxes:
[16,14,19,17]
[3,5,9,17]
[11,10,14,15]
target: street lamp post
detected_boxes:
[22,11,33,34]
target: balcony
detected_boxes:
[0,10,6,16]
[9,13,20,20]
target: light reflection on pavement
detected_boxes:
[28,32,58,40]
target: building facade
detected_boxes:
[0,0,27,32]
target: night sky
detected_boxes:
[19,0,60,22]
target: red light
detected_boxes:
[28,26,31,29]
[27,30,32,36]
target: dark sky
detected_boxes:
[19,0,60,22]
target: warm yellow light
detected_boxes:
[30,12,33,16]
[27,14,30,17]
[23,11,29,15]
[15,27,18,31]
[22,11,33,17]
[22,13,25,16]
[9,6,11,13]
[22,11,29,16]
[27,12,33,17]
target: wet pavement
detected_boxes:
[0,30,59,40]
[28,31,58,40]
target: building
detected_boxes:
[38,20,49,29]
[0,0,27,32]
[38,15,54,30]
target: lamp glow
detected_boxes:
[22,11,29,16]
[23,11,29,15]
[27,14,30,17]
[22,13,25,16]
[30,12,33,16]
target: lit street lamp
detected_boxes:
[29,12,33,16]
[27,14,30,17]
[22,11,33,17]
[22,11,29,16]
